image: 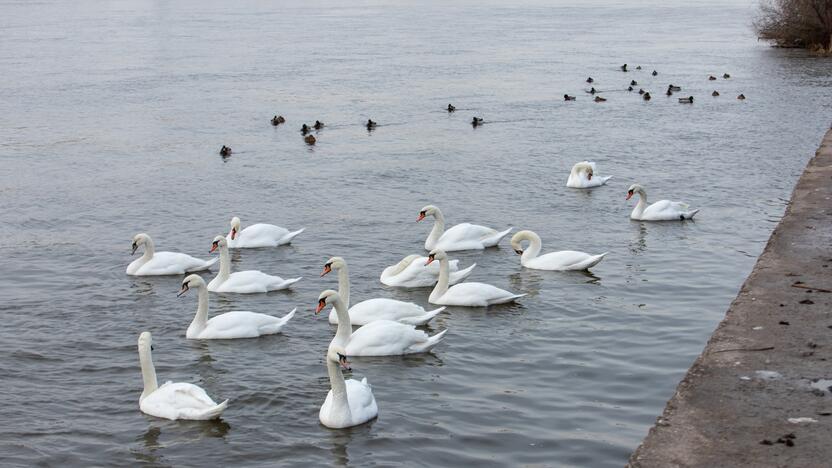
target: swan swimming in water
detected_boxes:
[425,249,525,306]
[137,331,228,420]
[226,216,304,248]
[127,233,217,276]
[511,230,606,271]
[417,204,512,252]
[319,343,378,429]
[208,236,301,293]
[380,254,476,288]
[626,184,700,221]
[566,161,612,188]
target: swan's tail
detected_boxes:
[280,228,305,245]
[491,293,526,305]
[193,257,219,272]
[194,399,228,420]
[482,227,513,248]
[413,329,448,353]
[398,307,445,326]
[273,277,302,290]
[574,252,607,270]
[682,209,700,220]
[599,175,613,185]
[449,263,477,285]
[279,308,296,325]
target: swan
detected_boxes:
[226,216,304,248]
[566,161,612,188]
[127,233,217,276]
[321,257,444,326]
[426,249,525,306]
[380,254,476,288]
[208,236,301,293]
[137,331,228,420]
[179,275,295,339]
[319,355,378,429]
[626,184,700,221]
[510,230,607,271]
[316,289,447,356]
[417,205,512,252]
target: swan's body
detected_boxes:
[180,275,295,339]
[137,332,228,420]
[226,216,304,248]
[322,257,443,326]
[417,205,512,252]
[126,233,217,276]
[511,230,606,271]
[208,236,301,293]
[566,161,612,188]
[316,290,447,357]
[426,250,524,307]
[380,254,476,288]
[626,184,700,221]
[319,358,378,429]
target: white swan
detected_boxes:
[417,205,512,252]
[208,236,301,293]
[321,256,444,326]
[179,275,295,339]
[226,216,304,248]
[137,331,228,420]
[511,230,607,271]
[566,161,612,188]
[426,249,525,306]
[626,184,700,221]
[126,233,217,276]
[319,356,378,429]
[380,254,476,288]
[316,289,447,356]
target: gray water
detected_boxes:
[2,0,831,466]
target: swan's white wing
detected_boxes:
[228,223,290,247]
[441,282,522,306]
[346,320,430,356]
[344,299,427,325]
[217,270,295,293]
[346,378,378,424]
[526,251,596,270]
[382,256,461,287]
[642,200,692,220]
[135,252,213,275]
[438,223,498,245]
[141,382,224,420]
[200,310,293,339]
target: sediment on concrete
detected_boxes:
[628,127,832,468]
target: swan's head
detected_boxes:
[327,346,352,370]
[417,205,439,222]
[131,233,151,255]
[210,235,227,253]
[316,289,341,315]
[425,249,448,265]
[510,230,535,255]
[229,217,241,239]
[626,184,645,201]
[320,256,346,277]
[178,274,206,297]
[138,331,154,352]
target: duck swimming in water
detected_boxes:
[564,94,576,101]
[304,134,316,145]
[313,120,324,130]
[643,92,652,101]
[666,88,673,96]
[630,80,637,86]
[471,117,483,127]
[219,145,231,157]
[638,88,645,95]
[447,104,456,112]
[668,84,681,91]
[678,96,693,104]
[271,115,285,126]
[586,77,594,83]
[636,65,642,70]
[708,75,717,81]
[652,70,658,76]
[712,90,720,97]
[737,93,746,100]
[627,86,633,92]
[301,124,310,134]
[723,73,731,79]
[589,87,597,94]
[594,96,606,102]
[621,64,628,72]
[366,119,377,130]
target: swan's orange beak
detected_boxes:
[417,213,425,221]
[320,264,331,277]
[230,228,237,240]
[210,242,218,253]
[315,299,325,314]
[425,255,435,266]
[625,191,633,201]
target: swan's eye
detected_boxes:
[628,190,633,195]
[132,243,137,248]
[420,211,425,216]
[428,254,435,260]
[212,241,219,247]
[324,263,331,268]
[150,345,154,351]
[318,299,325,306]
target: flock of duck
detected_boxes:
[131,161,700,428]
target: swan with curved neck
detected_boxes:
[179,275,295,339]
[426,249,525,306]
[566,161,612,188]
[226,216,304,248]
[315,289,447,357]
[510,230,607,271]
[137,331,228,420]
[417,205,512,251]
[320,257,444,326]
[319,353,378,429]
[126,233,217,276]
[626,184,700,221]
[380,254,476,288]
[208,235,301,293]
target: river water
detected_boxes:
[2,0,831,466]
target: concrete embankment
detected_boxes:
[628,127,832,467]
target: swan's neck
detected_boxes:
[632,190,647,217]
[141,238,155,261]
[336,265,350,310]
[521,233,543,263]
[326,358,350,418]
[426,211,446,249]
[390,256,416,276]
[332,296,352,343]
[430,256,450,301]
[188,286,209,336]
[217,244,231,282]
[139,344,158,402]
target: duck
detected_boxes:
[511,230,606,271]
[219,145,231,157]
[678,96,694,104]
[321,256,444,326]
[137,332,228,420]
[638,88,646,95]
[271,115,285,126]
[723,73,731,79]
[737,93,746,100]
[366,119,377,130]
[666,88,673,96]
[636,65,642,70]
[301,124,310,134]
[313,120,324,130]
[471,117,483,127]
[708,75,717,81]
[586,77,594,83]
[626,183,700,221]
[627,86,633,92]
[566,161,612,188]
[594,96,607,102]
[712,90,720,97]
[304,134,316,145]
[179,275,295,339]
[630,79,638,86]
[589,87,597,94]
[316,290,448,356]
[652,70,658,76]
[319,354,378,429]
[207,236,301,293]
[621,64,628,72]
[564,94,576,101]
[127,233,217,276]
[380,254,476,288]
[226,216,304,248]
[643,92,652,101]
[668,85,681,91]
[447,104,456,112]
[417,204,512,252]
[426,250,524,306]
